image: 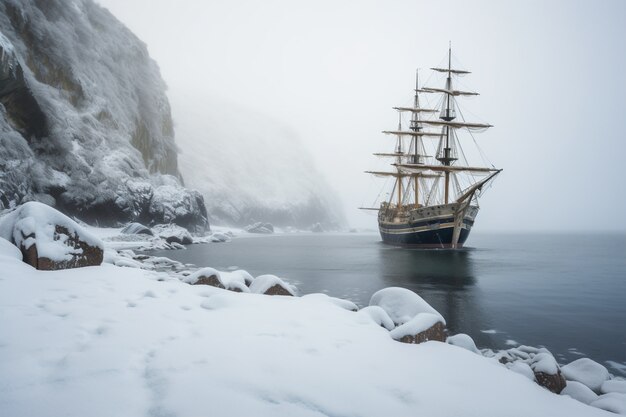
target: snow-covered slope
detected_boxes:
[0,244,610,417]
[172,92,346,229]
[0,0,208,231]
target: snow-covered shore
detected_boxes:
[0,238,618,416]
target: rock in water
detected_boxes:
[0,0,208,232]
[0,202,103,270]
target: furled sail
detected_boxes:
[422,87,479,96]
[392,106,438,113]
[430,67,471,75]
[382,130,442,137]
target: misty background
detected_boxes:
[97,0,626,232]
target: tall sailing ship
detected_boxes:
[363,46,501,248]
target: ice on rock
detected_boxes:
[446,333,479,354]
[561,381,599,405]
[249,274,295,296]
[561,358,610,393]
[369,287,443,325]
[357,306,395,330]
[590,392,626,415]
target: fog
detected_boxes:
[98,0,626,232]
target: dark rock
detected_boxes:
[192,274,224,289]
[534,371,567,394]
[395,321,446,344]
[264,284,294,296]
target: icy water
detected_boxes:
[150,232,626,376]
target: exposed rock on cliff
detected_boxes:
[0,0,208,231]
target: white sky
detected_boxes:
[97,0,626,231]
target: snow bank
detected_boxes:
[0,250,611,417]
[369,287,443,325]
[301,293,358,312]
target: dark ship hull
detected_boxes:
[378,203,479,248]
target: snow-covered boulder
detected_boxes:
[183,267,225,288]
[389,313,446,344]
[249,275,295,296]
[590,392,626,415]
[210,232,230,243]
[601,379,626,395]
[152,224,193,245]
[446,333,480,354]
[244,222,274,234]
[310,222,324,233]
[561,358,610,393]
[357,306,395,330]
[561,381,599,405]
[530,352,567,394]
[369,287,442,325]
[0,202,103,270]
[120,222,153,236]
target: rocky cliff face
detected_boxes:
[0,0,208,231]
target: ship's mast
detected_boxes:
[396,113,402,207]
[438,42,457,204]
[411,70,421,206]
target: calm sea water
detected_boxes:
[149,232,626,376]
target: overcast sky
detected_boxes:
[98,0,626,232]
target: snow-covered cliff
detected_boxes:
[0,0,208,231]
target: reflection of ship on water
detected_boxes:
[376,246,496,347]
